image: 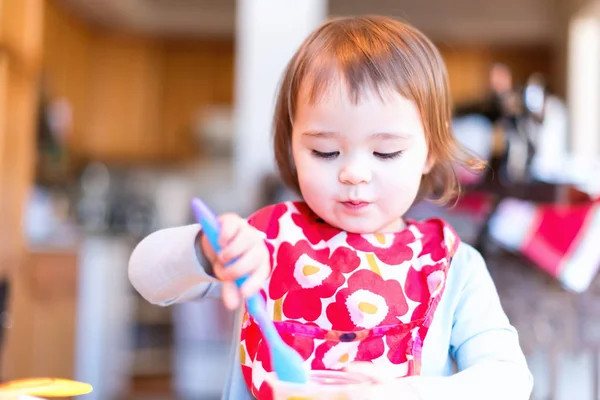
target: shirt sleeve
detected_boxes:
[128,224,222,306]
[407,244,533,400]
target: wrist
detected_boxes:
[195,230,216,278]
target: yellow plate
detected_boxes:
[0,378,93,397]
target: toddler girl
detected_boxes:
[129,15,533,400]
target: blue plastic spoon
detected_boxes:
[191,198,308,384]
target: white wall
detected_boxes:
[567,1,600,159]
[232,0,327,215]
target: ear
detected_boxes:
[423,154,435,175]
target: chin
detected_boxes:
[317,215,366,234]
[340,216,406,234]
[335,219,381,235]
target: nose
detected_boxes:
[339,161,372,185]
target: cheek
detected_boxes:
[402,142,431,179]
[379,171,422,212]
[383,171,417,192]
[293,148,332,195]
[297,159,334,192]
[380,157,425,193]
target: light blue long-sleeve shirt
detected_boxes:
[129,223,533,399]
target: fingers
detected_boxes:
[214,242,270,300]
[239,255,271,298]
[222,281,241,310]
[218,217,261,266]
[214,242,266,282]
[199,213,246,266]
[344,362,388,384]
[218,213,244,249]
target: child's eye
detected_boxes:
[312,150,339,159]
[374,151,404,160]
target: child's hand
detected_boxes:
[345,362,422,400]
[200,213,270,310]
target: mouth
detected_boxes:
[341,200,371,210]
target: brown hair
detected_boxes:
[273,15,484,204]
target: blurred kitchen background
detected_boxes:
[2,0,600,399]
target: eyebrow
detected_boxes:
[302,131,412,140]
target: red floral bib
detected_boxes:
[240,202,459,399]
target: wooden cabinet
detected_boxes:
[83,35,164,162]
[161,40,234,160]
[42,1,235,165]
[22,249,79,379]
[0,0,43,273]
[41,0,91,157]
[0,0,45,381]
[1,246,79,381]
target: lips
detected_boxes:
[341,200,370,210]
[345,200,367,205]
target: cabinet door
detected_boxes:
[83,35,164,163]
[0,0,45,380]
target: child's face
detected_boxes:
[291,79,432,234]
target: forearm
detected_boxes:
[406,362,533,400]
[128,224,221,306]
